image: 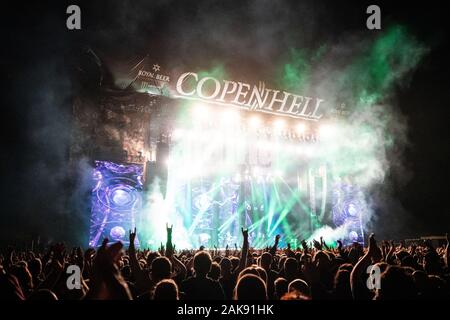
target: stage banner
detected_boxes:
[89,161,144,247]
[115,56,327,122]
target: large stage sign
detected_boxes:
[173,72,324,121]
[123,58,325,121]
[89,161,144,247]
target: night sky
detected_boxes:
[0,0,448,247]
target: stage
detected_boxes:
[79,88,366,249]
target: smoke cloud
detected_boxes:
[3,1,434,247]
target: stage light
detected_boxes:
[172,128,184,140]
[275,169,283,177]
[256,140,266,149]
[289,145,297,153]
[318,165,326,177]
[257,140,271,151]
[273,142,281,151]
[249,116,261,128]
[192,103,209,120]
[186,166,201,178]
[319,124,336,138]
[304,146,314,157]
[296,123,306,134]
[234,173,241,183]
[187,131,196,141]
[222,109,239,123]
[273,119,285,130]
[252,166,261,177]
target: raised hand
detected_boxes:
[88,238,132,300]
[368,234,382,262]
[166,223,173,238]
[129,227,137,245]
[313,239,322,251]
[390,240,396,250]
[350,234,378,299]
[83,248,95,279]
[269,234,281,256]
[166,224,174,258]
[84,248,95,262]
[238,228,250,271]
[159,242,165,255]
[242,227,249,240]
[301,239,309,252]
[337,240,343,250]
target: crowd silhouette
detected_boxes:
[1,225,449,300]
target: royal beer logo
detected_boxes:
[137,70,170,82]
[174,72,324,121]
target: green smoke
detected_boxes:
[278,25,428,243]
[277,45,327,92]
[328,25,427,183]
[198,64,227,81]
[341,25,427,109]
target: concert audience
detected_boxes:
[0,227,449,300]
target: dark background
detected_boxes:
[0,0,448,247]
